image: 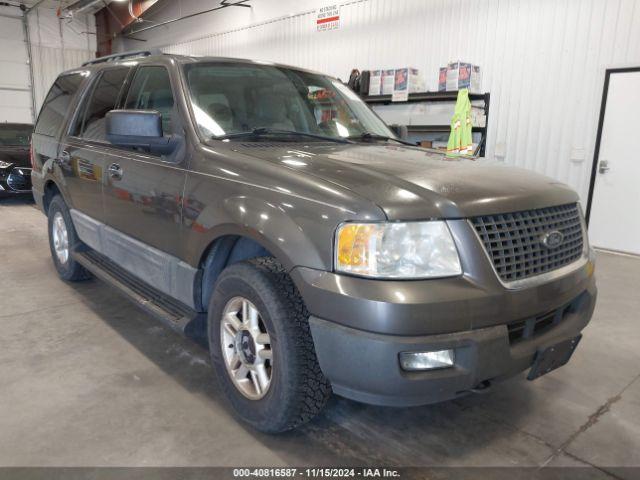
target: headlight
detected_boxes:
[0,160,13,169]
[335,221,462,279]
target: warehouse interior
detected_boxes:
[1,0,639,478]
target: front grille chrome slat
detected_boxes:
[471,203,584,283]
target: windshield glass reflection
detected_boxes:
[184,62,394,141]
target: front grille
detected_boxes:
[7,168,32,192]
[471,203,584,283]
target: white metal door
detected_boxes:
[589,70,640,255]
[0,13,32,123]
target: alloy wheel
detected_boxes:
[52,212,69,265]
[220,296,273,399]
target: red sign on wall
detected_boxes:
[317,5,340,31]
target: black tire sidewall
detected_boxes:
[47,196,84,281]
[208,264,298,432]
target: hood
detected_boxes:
[229,142,579,220]
[0,146,31,168]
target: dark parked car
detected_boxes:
[0,123,33,196]
[31,52,597,433]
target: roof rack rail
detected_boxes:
[82,49,163,67]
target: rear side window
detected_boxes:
[125,66,175,135]
[0,124,33,146]
[76,68,130,142]
[35,73,84,137]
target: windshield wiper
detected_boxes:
[217,128,354,144]
[349,132,417,146]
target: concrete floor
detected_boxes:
[1,197,639,475]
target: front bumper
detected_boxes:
[292,225,597,406]
[308,285,595,406]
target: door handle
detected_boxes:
[598,159,610,174]
[108,162,123,180]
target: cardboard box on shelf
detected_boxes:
[439,62,482,93]
[438,67,447,92]
[392,67,425,102]
[368,70,382,96]
[470,65,482,93]
[381,69,395,95]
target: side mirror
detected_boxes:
[106,110,177,155]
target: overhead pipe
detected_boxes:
[63,0,108,16]
[123,0,251,37]
[95,1,162,55]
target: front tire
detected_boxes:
[47,195,91,282]
[208,257,331,433]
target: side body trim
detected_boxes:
[70,209,198,308]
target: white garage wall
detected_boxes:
[27,7,96,114]
[119,0,640,202]
[0,5,95,124]
[0,9,32,123]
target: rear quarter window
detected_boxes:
[35,73,85,137]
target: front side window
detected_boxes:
[184,62,393,141]
[35,73,85,137]
[0,124,33,146]
[125,66,175,135]
[77,67,130,142]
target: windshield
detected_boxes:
[184,62,394,141]
[0,124,33,146]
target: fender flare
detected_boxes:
[192,195,330,310]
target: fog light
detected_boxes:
[399,349,455,371]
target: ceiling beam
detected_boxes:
[123,0,251,37]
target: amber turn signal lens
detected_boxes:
[337,224,376,269]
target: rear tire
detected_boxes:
[47,195,91,282]
[208,257,331,433]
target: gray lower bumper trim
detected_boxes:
[308,287,595,407]
[70,209,197,308]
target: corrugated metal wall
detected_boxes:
[31,46,93,112]
[158,0,640,202]
[0,6,92,123]
[0,10,32,123]
[28,7,95,114]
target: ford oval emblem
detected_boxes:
[541,230,564,249]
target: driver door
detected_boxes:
[102,65,188,258]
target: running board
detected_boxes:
[72,250,204,334]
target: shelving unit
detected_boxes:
[362,91,489,104]
[361,91,490,156]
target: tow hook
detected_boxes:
[470,380,492,394]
